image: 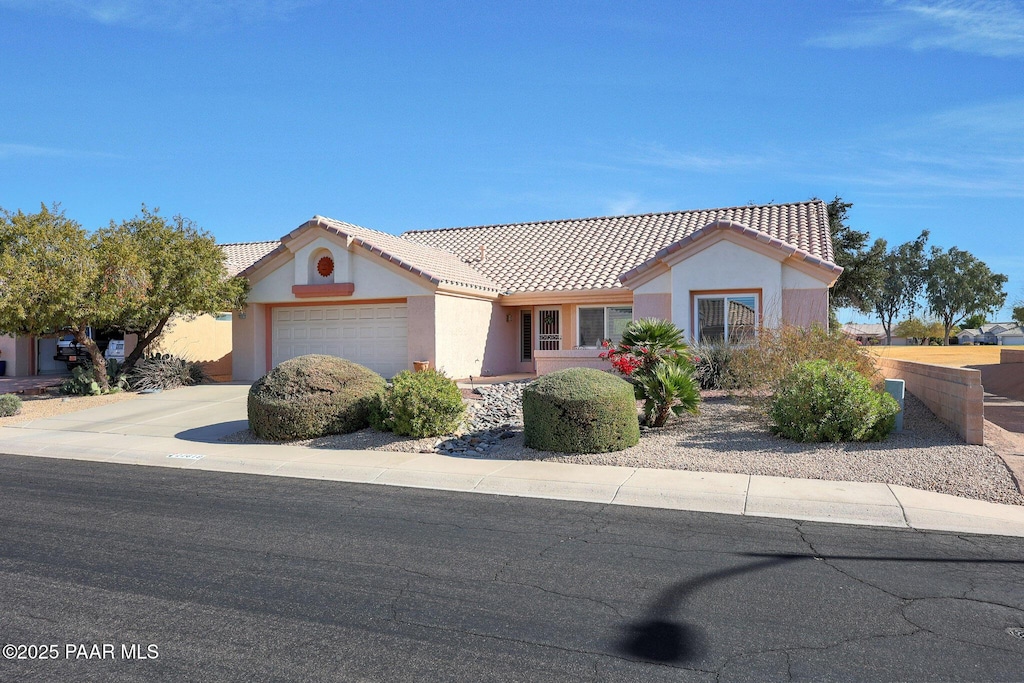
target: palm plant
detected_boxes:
[609,317,689,374]
[633,359,701,427]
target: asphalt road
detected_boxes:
[1,455,1022,682]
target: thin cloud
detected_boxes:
[0,143,121,160]
[810,0,1024,57]
[626,144,768,172]
[0,0,318,31]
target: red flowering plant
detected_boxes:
[599,318,701,427]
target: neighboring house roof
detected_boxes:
[997,325,1024,337]
[842,323,889,338]
[957,328,981,337]
[402,200,836,293]
[240,216,502,293]
[221,241,281,276]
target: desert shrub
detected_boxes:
[523,368,640,453]
[60,358,128,396]
[690,341,733,390]
[248,354,386,441]
[769,360,899,443]
[128,353,208,391]
[0,393,22,417]
[633,359,701,427]
[727,324,878,394]
[601,318,701,426]
[372,369,465,438]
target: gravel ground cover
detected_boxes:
[223,381,1024,505]
[0,388,139,427]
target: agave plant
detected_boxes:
[633,358,701,427]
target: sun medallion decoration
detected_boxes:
[317,256,334,278]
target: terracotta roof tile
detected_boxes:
[220,241,280,276]
[307,217,501,293]
[402,200,836,293]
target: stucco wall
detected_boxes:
[1002,348,1024,363]
[873,357,984,445]
[535,349,608,375]
[781,288,828,328]
[633,293,671,321]
[670,240,783,341]
[406,296,436,369]
[247,247,431,303]
[154,314,234,380]
[433,295,516,378]
[232,304,268,381]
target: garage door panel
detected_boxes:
[273,304,409,377]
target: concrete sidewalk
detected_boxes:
[2,421,1023,537]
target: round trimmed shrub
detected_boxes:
[372,369,465,438]
[248,354,386,441]
[523,368,640,453]
[769,360,900,443]
[0,393,22,417]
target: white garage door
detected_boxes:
[272,303,409,378]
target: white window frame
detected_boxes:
[693,293,760,345]
[576,306,633,348]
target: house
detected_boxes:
[841,323,908,346]
[957,323,1024,346]
[230,200,842,381]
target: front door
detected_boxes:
[537,308,561,351]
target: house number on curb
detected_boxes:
[167,453,205,461]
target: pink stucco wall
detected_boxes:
[231,303,267,382]
[535,349,609,375]
[406,296,436,369]
[633,293,671,321]
[781,288,828,328]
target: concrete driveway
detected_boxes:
[12,383,250,442]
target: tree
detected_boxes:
[924,246,1007,345]
[826,197,887,314]
[866,231,929,345]
[0,205,149,391]
[1012,295,1024,327]
[894,317,945,345]
[103,206,249,370]
[961,313,988,330]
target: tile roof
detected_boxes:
[221,241,281,276]
[235,217,501,293]
[401,200,836,293]
[310,216,502,292]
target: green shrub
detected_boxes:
[372,369,465,437]
[523,368,640,453]
[128,353,208,391]
[248,354,386,441]
[60,359,128,396]
[633,359,701,427]
[690,341,733,390]
[726,324,879,410]
[0,393,22,417]
[769,360,899,443]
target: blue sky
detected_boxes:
[1,0,1022,322]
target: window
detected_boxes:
[520,311,532,361]
[695,294,758,345]
[577,306,633,347]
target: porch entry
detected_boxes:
[537,308,561,351]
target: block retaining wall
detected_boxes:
[1002,349,1024,364]
[873,357,984,445]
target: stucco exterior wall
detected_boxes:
[0,335,31,377]
[433,295,515,378]
[669,240,783,341]
[406,296,436,369]
[633,293,671,321]
[232,304,267,382]
[247,248,431,304]
[781,288,828,328]
[535,349,608,375]
[154,314,234,380]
